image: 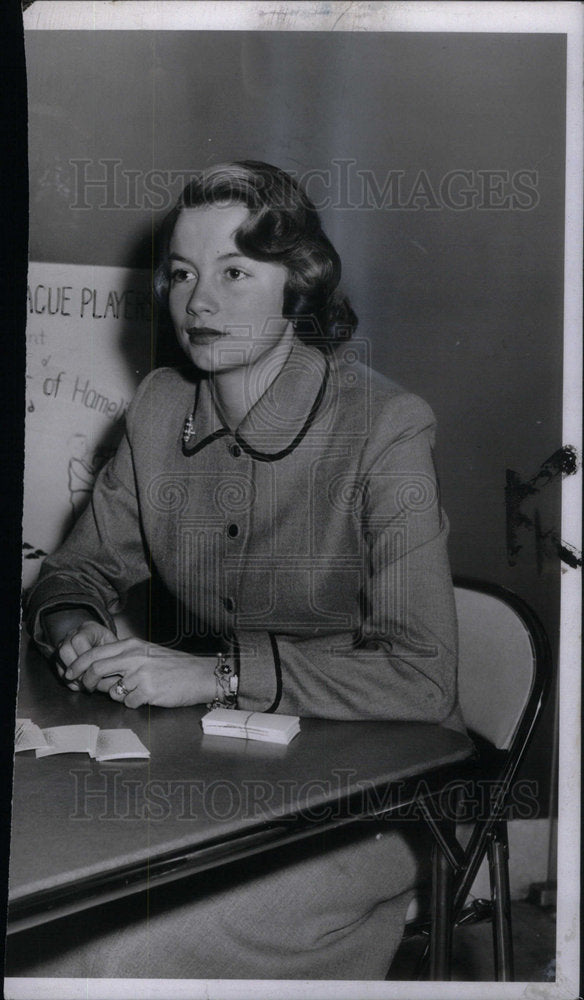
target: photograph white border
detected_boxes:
[8,3,582,999]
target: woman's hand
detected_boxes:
[55,620,118,692]
[63,637,217,708]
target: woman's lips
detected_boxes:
[186,327,226,345]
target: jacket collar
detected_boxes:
[185,337,329,461]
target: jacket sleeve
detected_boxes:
[25,378,155,658]
[234,395,459,726]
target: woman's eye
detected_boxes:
[225,267,247,281]
[170,268,195,284]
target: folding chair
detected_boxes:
[407,577,552,981]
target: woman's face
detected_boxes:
[168,203,293,374]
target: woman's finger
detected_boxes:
[65,638,135,681]
[57,622,117,669]
[76,648,149,691]
[74,654,130,691]
[107,675,144,708]
[107,677,135,703]
[57,638,81,669]
[69,629,104,656]
[123,686,146,710]
[95,674,123,695]
[54,660,82,692]
[105,662,152,707]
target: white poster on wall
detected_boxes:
[22,262,152,590]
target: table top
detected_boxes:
[8,639,474,932]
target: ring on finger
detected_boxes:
[114,679,130,698]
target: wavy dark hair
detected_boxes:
[153,160,357,347]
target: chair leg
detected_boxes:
[429,824,454,980]
[487,821,514,981]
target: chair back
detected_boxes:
[454,580,549,751]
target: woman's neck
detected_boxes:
[211,326,296,431]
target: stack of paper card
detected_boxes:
[201,708,300,745]
[14,718,49,753]
[94,729,151,761]
[15,721,149,760]
[35,724,100,758]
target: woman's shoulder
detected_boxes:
[125,366,199,431]
[135,364,197,391]
[329,348,436,436]
[129,365,197,403]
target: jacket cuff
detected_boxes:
[233,631,282,713]
[25,577,116,657]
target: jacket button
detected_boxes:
[229,443,242,457]
[227,523,239,538]
[223,596,236,613]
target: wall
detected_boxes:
[24,29,567,807]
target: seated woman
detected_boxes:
[19,161,462,981]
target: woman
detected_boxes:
[20,161,461,980]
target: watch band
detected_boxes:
[206,652,239,710]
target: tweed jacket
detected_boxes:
[27,337,461,728]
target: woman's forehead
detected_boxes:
[170,203,249,255]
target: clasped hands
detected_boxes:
[55,620,216,709]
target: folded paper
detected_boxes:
[201,708,300,745]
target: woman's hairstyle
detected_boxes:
[153,160,357,346]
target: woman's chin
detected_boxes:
[177,334,290,376]
[179,339,221,371]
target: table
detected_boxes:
[8,639,474,941]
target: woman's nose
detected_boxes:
[185,279,218,317]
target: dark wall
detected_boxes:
[25,30,566,803]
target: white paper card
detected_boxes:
[35,724,99,758]
[14,718,48,752]
[95,729,151,761]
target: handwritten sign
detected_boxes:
[22,263,153,588]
